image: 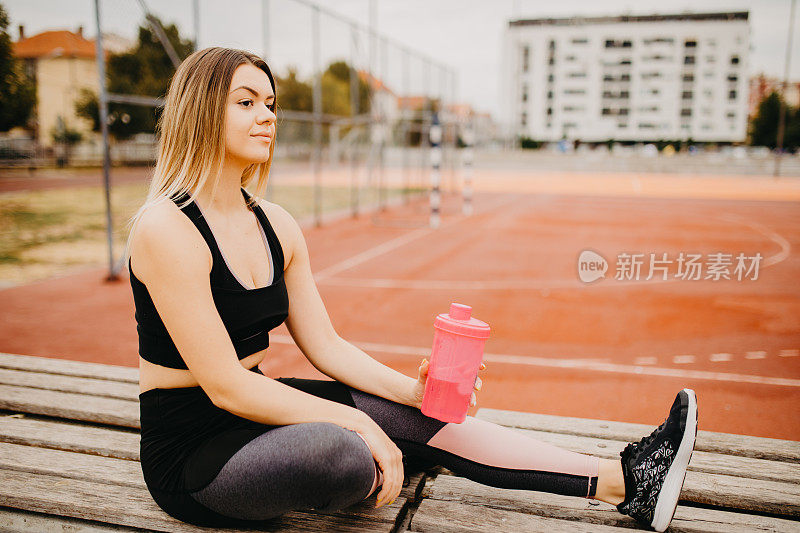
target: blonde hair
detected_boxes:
[122,47,277,264]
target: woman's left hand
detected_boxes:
[412,358,486,410]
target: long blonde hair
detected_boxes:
[123,47,277,264]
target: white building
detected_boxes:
[502,11,750,143]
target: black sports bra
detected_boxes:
[129,187,289,369]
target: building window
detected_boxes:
[682,91,693,99]
[548,74,554,82]
[643,37,674,45]
[619,108,629,116]
[605,39,632,48]
[571,38,588,45]
[567,72,587,79]
[726,111,736,119]
[618,122,628,128]
[522,45,530,73]
[547,107,553,116]
[682,74,694,82]
[684,55,696,65]
[729,90,737,100]
[521,84,528,102]
[602,108,611,116]
[730,55,739,65]
[727,74,738,82]
[680,108,692,117]
[521,112,527,126]
[684,40,697,48]
[547,91,553,99]
[564,88,586,95]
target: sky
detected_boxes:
[4,0,799,120]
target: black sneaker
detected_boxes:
[616,388,698,532]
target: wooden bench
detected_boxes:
[0,352,798,532]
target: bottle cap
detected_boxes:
[434,303,490,339]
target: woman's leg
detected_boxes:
[188,421,377,521]
[275,377,620,502]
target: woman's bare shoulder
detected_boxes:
[130,199,210,279]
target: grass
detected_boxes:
[0,182,421,287]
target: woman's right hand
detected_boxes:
[352,416,404,508]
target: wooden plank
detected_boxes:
[476,408,800,463]
[0,442,143,488]
[0,508,145,532]
[0,415,139,459]
[0,368,139,400]
[424,469,800,529]
[0,353,138,383]
[0,469,404,533]
[511,426,800,485]
[409,498,632,532]
[0,384,139,428]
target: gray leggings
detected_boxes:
[189,421,378,520]
[188,377,599,522]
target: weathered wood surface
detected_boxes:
[418,474,800,533]
[0,508,144,533]
[0,352,138,383]
[0,383,139,427]
[0,469,421,533]
[0,367,140,400]
[410,498,633,532]
[478,408,800,463]
[2,353,800,533]
[0,414,139,460]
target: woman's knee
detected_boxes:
[303,422,376,511]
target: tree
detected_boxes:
[274,67,312,112]
[748,90,799,151]
[0,3,35,131]
[75,17,194,139]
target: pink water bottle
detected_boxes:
[421,303,490,423]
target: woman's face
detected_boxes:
[224,63,276,166]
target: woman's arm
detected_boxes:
[268,202,419,407]
[132,202,373,432]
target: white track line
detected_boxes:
[313,227,433,281]
[779,349,799,358]
[633,356,658,365]
[673,355,696,364]
[709,353,733,362]
[745,351,767,359]
[269,335,800,387]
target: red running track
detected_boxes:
[1,187,798,440]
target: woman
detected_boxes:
[126,47,697,532]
